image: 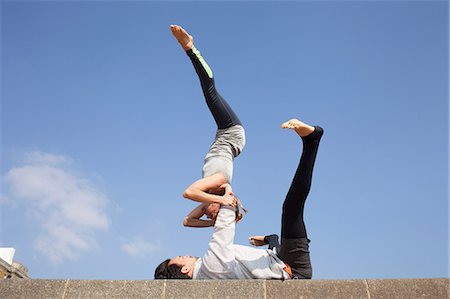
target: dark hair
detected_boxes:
[154,259,192,279]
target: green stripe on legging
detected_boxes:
[192,46,213,79]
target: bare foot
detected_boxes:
[281,119,315,137]
[248,236,266,247]
[170,24,194,51]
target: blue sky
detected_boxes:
[1,1,448,280]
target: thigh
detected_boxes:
[281,204,307,239]
[202,125,246,183]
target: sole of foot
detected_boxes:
[170,25,194,51]
[281,119,315,138]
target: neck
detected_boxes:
[188,258,199,278]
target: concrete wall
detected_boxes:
[0,278,448,299]
[0,258,28,279]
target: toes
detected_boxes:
[282,120,296,127]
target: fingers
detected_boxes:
[221,183,233,195]
[233,197,239,208]
[227,196,238,207]
[221,193,238,208]
[220,183,231,189]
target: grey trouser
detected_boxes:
[202,125,246,183]
[278,237,312,279]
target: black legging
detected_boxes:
[186,47,241,129]
[281,127,323,239]
[274,126,323,279]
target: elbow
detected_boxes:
[183,188,194,199]
[183,217,190,227]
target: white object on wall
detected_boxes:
[0,248,16,265]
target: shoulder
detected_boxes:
[210,173,227,185]
[206,173,228,193]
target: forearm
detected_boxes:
[183,173,228,205]
[183,187,223,204]
[203,206,236,266]
[183,217,214,228]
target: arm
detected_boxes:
[183,203,214,228]
[183,173,235,206]
[249,234,280,250]
[264,234,280,250]
[202,203,237,271]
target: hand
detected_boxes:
[220,183,233,195]
[248,236,266,247]
[221,192,237,208]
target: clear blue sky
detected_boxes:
[1,1,448,280]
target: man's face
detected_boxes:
[169,255,196,266]
[204,203,220,220]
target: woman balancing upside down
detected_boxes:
[169,24,246,227]
[155,25,323,280]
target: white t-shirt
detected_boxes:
[192,206,290,280]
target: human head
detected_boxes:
[154,256,197,279]
[202,203,220,220]
[202,197,246,223]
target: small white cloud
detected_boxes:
[0,194,16,208]
[34,223,93,263]
[24,150,73,166]
[121,238,159,258]
[3,150,110,263]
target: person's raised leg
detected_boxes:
[280,118,323,239]
[278,118,323,279]
[170,25,241,129]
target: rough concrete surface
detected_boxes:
[165,280,265,299]
[366,278,450,299]
[0,279,67,299]
[64,280,164,299]
[0,278,448,299]
[266,279,368,299]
